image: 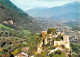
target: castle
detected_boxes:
[37,28,70,53]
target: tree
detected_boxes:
[47,28,56,34]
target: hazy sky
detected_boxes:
[10,0,80,11]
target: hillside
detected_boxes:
[0,0,41,32]
[27,2,80,20]
[0,23,42,57]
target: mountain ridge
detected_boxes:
[26,2,80,20]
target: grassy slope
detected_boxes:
[0,24,14,30]
[0,24,31,56]
[0,24,31,36]
[0,24,41,56]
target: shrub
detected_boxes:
[11,49,19,56]
[47,28,56,34]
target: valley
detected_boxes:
[0,0,80,57]
[35,17,80,43]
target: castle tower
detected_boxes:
[42,31,47,37]
[42,31,48,45]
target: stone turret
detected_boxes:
[42,31,47,37]
[42,31,48,45]
[37,31,48,53]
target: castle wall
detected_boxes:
[64,42,70,49]
[37,41,43,53]
[63,35,69,42]
[63,35,70,49]
[44,37,48,45]
[54,41,63,46]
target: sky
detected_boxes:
[10,0,80,11]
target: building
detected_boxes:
[54,34,70,49]
[37,30,70,53]
[15,52,28,57]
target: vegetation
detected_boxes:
[0,24,13,30]
[66,21,80,31]
[0,0,42,32]
[0,24,79,57]
[53,34,63,41]
[71,42,80,57]
[27,34,41,55]
[0,31,41,56]
[34,50,67,57]
[49,50,66,57]
[34,52,49,57]
[0,24,41,56]
[65,26,72,30]
[11,49,19,56]
[71,43,80,53]
[0,0,79,57]
[47,28,56,34]
[71,54,80,57]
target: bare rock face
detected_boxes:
[3,21,8,24]
[8,20,14,25]
[3,20,14,25]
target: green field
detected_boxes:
[65,26,72,30]
[0,24,14,30]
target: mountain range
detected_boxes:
[0,0,41,32]
[26,2,80,20]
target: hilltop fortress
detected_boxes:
[37,28,70,53]
[15,28,71,57]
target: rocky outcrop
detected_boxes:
[3,20,14,25]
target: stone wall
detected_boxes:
[54,41,63,46]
